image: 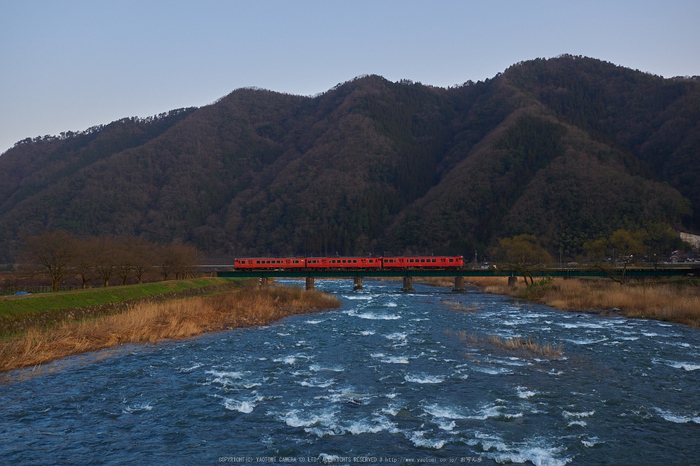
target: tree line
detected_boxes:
[492,224,691,286]
[21,231,200,292]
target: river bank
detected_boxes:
[435,276,700,327]
[0,285,340,376]
[0,277,241,335]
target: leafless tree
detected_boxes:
[21,231,76,292]
[130,237,157,284]
[157,242,200,280]
[94,237,118,287]
[71,236,101,288]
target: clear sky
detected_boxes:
[1,0,699,154]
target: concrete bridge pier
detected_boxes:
[353,277,363,291]
[260,277,270,287]
[508,276,518,287]
[306,277,315,291]
[453,276,466,292]
[402,276,415,292]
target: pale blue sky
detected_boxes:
[1,0,699,154]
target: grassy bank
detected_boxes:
[0,285,340,375]
[0,277,232,316]
[465,277,700,327]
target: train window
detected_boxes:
[432,259,436,262]
[369,260,373,263]
[449,259,454,262]
[353,260,357,263]
[256,261,260,264]
[421,259,425,262]
[342,260,346,263]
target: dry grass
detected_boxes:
[417,277,457,287]
[486,335,562,357]
[466,277,700,327]
[441,300,479,313]
[0,286,340,375]
[465,277,515,294]
[446,329,562,357]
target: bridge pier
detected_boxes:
[508,276,518,287]
[453,276,466,292]
[260,277,270,287]
[353,277,363,291]
[402,276,415,292]
[306,277,315,291]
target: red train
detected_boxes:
[234,256,464,270]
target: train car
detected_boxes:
[383,256,464,268]
[306,257,382,269]
[234,258,306,270]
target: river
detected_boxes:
[1,280,699,465]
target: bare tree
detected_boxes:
[114,237,135,286]
[21,231,76,292]
[585,229,647,284]
[157,242,200,280]
[71,236,100,289]
[492,234,552,286]
[94,237,118,287]
[130,237,157,284]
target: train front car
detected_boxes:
[383,256,464,269]
[306,257,382,270]
[234,258,306,270]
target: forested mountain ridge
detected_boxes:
[0,56,698,261]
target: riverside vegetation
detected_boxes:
[466,277,700,327]
[0,283,340,376]
[417,276,700,327]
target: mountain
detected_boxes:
[0,55,698,262]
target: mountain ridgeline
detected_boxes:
[1,56,699,261]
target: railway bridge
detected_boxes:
[216,267,698,292]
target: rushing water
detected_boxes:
[2,280,700,465]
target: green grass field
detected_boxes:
[0,277,235,317]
